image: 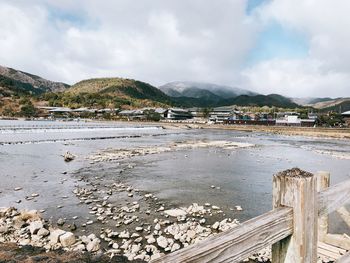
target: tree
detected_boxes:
[201,107,212,118]
[20,101,37,117]
[2,106,15,117]
[144,109,161,121]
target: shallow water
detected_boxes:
[1,120,349,234]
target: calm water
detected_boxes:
[1,120,349,233]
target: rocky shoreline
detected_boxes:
[0,203,270,262]
[1,166,274,263]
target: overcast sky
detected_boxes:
[0,0,349,97]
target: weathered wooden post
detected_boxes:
[272,168,318,263]
[317,171,330,242]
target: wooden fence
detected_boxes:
[151,169,350,263]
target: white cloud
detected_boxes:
[0,0,259,86]
[1,0,349,98]
[241,58,350,97]
[241,0,350,97]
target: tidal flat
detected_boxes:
[1,120,350,261]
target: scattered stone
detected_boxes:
[14,187,22,191]
[86,239,100,252]
[119,230,130,239]
[164,209,187,217]
[235,205,243,211]
[112,243,119,249]
[57,218,65,226]
[171,243,181,252]
[0,226,8,234]
[60,232,76,247]
[156,236,168,249]
[212,222,220,230]
[70,222,77,231]
[29,221,43,235]
[50,229,66,244]
[37,228,50,237]
[147,235,156,244]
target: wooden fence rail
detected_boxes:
[151,169,350,263]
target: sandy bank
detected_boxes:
[89,140,254,163]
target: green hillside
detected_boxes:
[54,77,173,108]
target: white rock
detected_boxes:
[29,221,43,235]
[212,222,220,230]
[73,244,85,251]
[86,239,100,252]
[124,219,133,225]
[119,230,130,239]
[171,243,181,252]
[131,244,141,254]
[157,236,168,248]
[60,232,76,247]
[134,253,146,260]
[147,235,156,244]
[151,253,162,260]
[37,228,50,237]
[131,233,140,238]
[134,237,143,243]
[186,230,196,239]
[235,205,243,211]
[164,209,187,217]
[50,229,66,244]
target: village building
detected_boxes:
[276,115,316,127]
[188,108,204,118]
[342,111,350,126]
[167,108,192,120]
[118,109,145,120]
[209,107,241,123]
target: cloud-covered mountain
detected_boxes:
[159,81,299,108]
[159,81,256,100]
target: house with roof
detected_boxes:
[167,108,192,120]
[209,106,241,123]
[342,111,350,126]
[276,115,316,127]
[119,109,145,120]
